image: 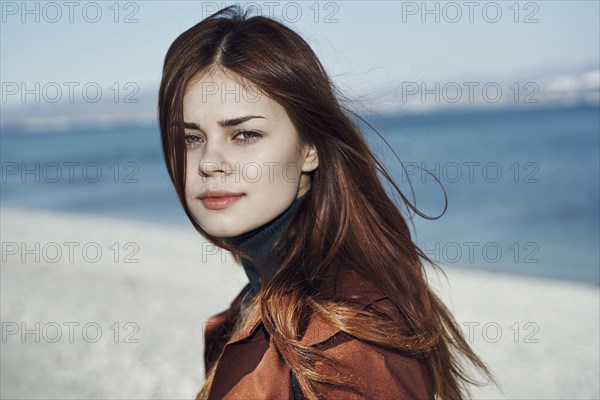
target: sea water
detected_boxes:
[2,105,598,285]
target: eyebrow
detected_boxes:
[183,115,265,130]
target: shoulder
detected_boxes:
[203,284,249,373]
[300,270,435,399]
[309,328,434,399]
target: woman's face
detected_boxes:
[182,69,318,238]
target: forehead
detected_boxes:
[183,69,282,122]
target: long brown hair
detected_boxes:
[159,5,498,399]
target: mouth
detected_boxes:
[197,193,245,210]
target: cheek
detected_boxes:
[276,164,300,185]
[276,147,302,183]
[262,160,302,189]
[184,154,198,194]
[277,151,305,183]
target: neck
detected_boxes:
[224,194,306,306]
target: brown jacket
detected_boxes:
[201,271,435,399]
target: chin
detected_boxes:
[198,218,245,238]
[197,221,231,237]
[206,228,238,238]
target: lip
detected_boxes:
[197,190,245,210]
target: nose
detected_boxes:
[196,139,235,178]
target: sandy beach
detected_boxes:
[1,207,598,399]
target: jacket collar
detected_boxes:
[223,270,389,347]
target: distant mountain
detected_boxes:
[361,69,600,115]
[2,68,598,132]
[1,84,160,133]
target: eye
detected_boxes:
[234,130,261,145]
[184,134,202,147]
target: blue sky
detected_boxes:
[1,1,598,107]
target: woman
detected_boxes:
[159,5,496,399]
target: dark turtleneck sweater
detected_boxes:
[223,194,306,309]
[222,194,308,400]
